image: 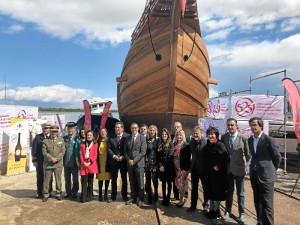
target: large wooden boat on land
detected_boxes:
[116,0,217,133]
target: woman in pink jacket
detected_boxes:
[79,130,98,203]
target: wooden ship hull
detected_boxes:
[117,0,217,133]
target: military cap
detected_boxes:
[50,125,59,132]
[66,122,76,128]
[42,123,51,129]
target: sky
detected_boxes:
[0,0,299,109]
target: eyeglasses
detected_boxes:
[227,124,235,127]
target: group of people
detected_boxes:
[31,116,282,225]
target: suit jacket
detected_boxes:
[32,133,50,163]
[108,132,129,160]
[42,137,65,169]
[221,132,251,176]
[124,134,147,168]
[248,133,281,183]
[188,137,206,176]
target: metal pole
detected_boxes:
[283,69,287,173]
[250,76,252,94]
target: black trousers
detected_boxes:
[145,170,158,196]
[191,170,208,208]
[36,162,52,196]
[172,180,179,199]
[81,174,94,202]
[162,181,172,199]
[110,160,128,200]
[64,166,79,196]
[251,171,274,225]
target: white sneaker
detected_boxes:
[223,212,231,220]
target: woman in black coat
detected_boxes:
[145,125,160,204]
[157,128,175,206]
[203,127,229,219]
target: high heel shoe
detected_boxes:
[176,201,185,208]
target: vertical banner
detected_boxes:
[282,78,300,142]
[0,105,38,175]
[83,100,91,130]
[7,118,29,175]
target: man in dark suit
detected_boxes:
[248,117,281,225]
[108,121,129,201]
[221,118,250,222]
[187,126,207,212]
[124,122,147,207]
[31,123,53,198]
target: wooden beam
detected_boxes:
[208,78,218,85]
[116,75,128,82]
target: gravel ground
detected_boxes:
[0,167,300,225]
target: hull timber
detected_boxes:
[117,0,213,133]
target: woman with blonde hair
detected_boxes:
[174,130,190,207]
[145,125,160,204]
[96,128,111,202]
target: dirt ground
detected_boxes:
[0,168,300,225]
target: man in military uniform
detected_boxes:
[31,123,53,198]
[42,126,66,202]
[63,122,80,199]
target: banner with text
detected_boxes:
[231,95,284,120]
[207,96,231,119]
[0,105,38,175]
[198,118,269,139]
[7,118,29,175]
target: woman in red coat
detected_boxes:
[79,130,98,203]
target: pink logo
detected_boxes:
[208,100,221,117]
[17,110,27,118]
[235,98,255,117]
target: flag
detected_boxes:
[180,0,186,18]
[282,78,300,142]
[96,101,112,142]
[83,100,91,130]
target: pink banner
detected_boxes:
[282,78,300,142]
[96,101,112,142]
[100,101,112,130]
[83,100,92,130]
[231,95,284,120]
[180,0,186,18]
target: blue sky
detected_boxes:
[0,0,299,109]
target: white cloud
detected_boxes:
[205,27,235,41]
[3,24,24,33]
[208,34,300,71]
[209,87,219,98]
[199,0,300,34]
[0,0,145,44]
[280,17,300,32]
[207,34,300,94]
[0,84,91,104]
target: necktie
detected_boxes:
[229,135,234,149]
[117,136,121,143]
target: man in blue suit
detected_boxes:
[248,117,281,225]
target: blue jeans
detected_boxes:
[225,173,245,214]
